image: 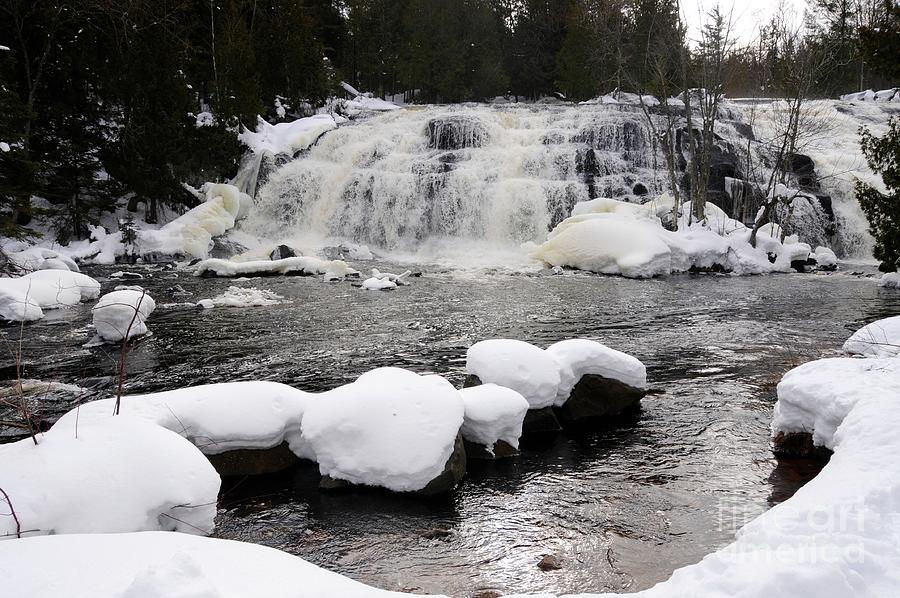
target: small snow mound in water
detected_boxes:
[0,271,101,322]
[0,416,220,538]
[466,339,562,409]
[198,286,284,309]
[842,315,900,358]
[91,289,156,342]
[361,277,396,290]
[547,339,648,404]
[6,247,79,272]
[879,272,900,289]
[195,256,356,279]
[459,384,528,452]
[300,367,464,492]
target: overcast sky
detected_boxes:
[680,0,810,44]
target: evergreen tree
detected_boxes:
[555,1,598,101]
[0,45,38,238]
[857,118,900,272]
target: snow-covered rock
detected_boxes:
[458,384,528,457]
[197,286,284,309]
[546,339,647,404]
[842,315,900,358]
[6,247,79,272]
[0,532,426,598]
[812,246,838,270]
[370,268,411,285]
[196,256,357,279]
[466,339,562,410]
[361,276,396,291]
[91,289,156,342]
[0,417,219,539]
[301,368,465,493]
[53,381,312,459]
[239,114,337,155]
[0,270,101,322]
[879,272,900,288]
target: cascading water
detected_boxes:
[242,100,893,261]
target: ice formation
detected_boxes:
[91,289,156,342]
[301,368,464,492]
[195,256,357,279]
[239,114,337,155]
[197,286,284,309]
[0,416,220,539]
[458,384,529,452]
[842,315,900,358]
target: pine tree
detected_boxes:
[0,45,38,239]
[555,1,598,101]
[857,118,900,272]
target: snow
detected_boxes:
[195,256,356,279]
[531,198,813,278]
[195,111,216,127]
[0,141,9,152]
[546,339,647,404]
[812,246,838,269]
[52,381,312,456]
[91,289,156,342]
[458,384,528,452]
[466,339,562,409]
[346,96,401,112]
[239,114,337,155]
[300,368,464,492]
[0,270,101,322]
[370,268,411,285]
[840,88,899,102]
[0,416,219,539]
[6,247,79,272]
[0,532,425,598]
[879,272,900,289]
[842,315,900,358]
[361,276,396,291]
[139,183,252,259]
[197,286,284,309]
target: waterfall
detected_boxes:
[242,101,886,261]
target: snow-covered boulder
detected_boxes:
[370,268,411,285]
[91,289,156,342]
[361,276,396,291]
[301,368,466,494]
[6,247,79,272]
[0,270,101,322]
[239,114,337,155]
[197,286,284,309]
[546,339,647,424]
[458,384,529,458]
[195,256,357,279]
[811,246,838,270]
[466,339,561,410]
[0,532,425,598]
[0,416,220,539]
[842,315,900,359]
[53,381,312,476]
[879,272,900,289]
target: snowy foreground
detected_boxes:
[2,316,900,596]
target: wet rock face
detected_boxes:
[553,374,645,426]
[269,244,297,260]
[205,442,300,477]
[772,431,833,459]
[427,116,488,150]
[320,432,467,496]
[464,438,519,460]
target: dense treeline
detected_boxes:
[0,0,897,242]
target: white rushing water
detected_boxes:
[242,100,897,264]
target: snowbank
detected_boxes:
[91,289,156,342]
[531,198,811,278]
[198,286,284,309]
[0,417,219,539]
[196,256,357,279]
[239,114,337,155]
[0,532,425,598]
[301,368,464,492]
[53,381,312,456]
[546,339,647,404]
[466,339,562,409]
[0,270,101,322]
[842,315,900,358]
[458,384,528,452]
[879,272,900,289]
[6,247,79,272]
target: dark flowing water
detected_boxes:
[2,263,898,596]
